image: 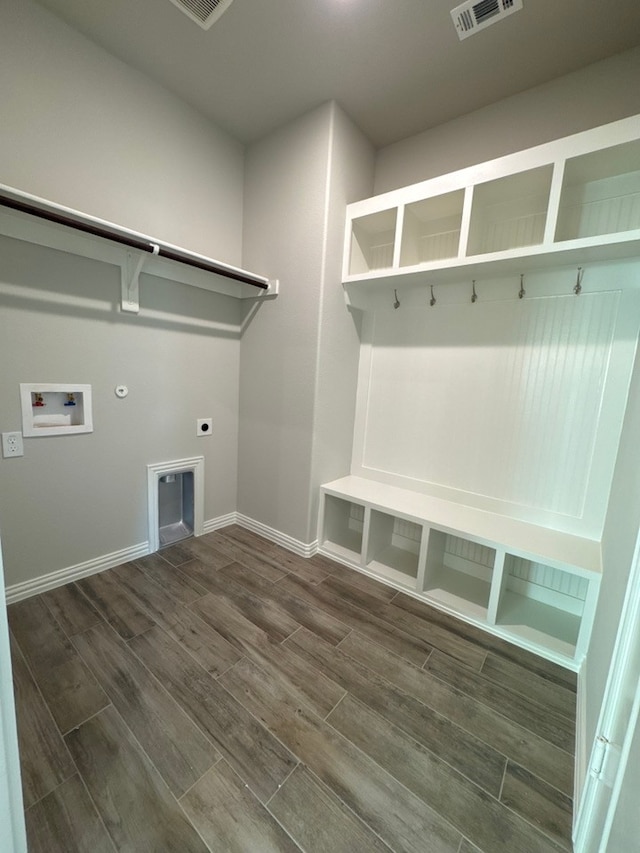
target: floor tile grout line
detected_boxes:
[213,653,249,682]
[202,528,576,844]
[21,764,79,813]
[335,627,355,650]
[275,575,437,665]
[213,672,307,785]
[390,596,577,692]
[128,555,216,607]
[176,755,223,803]
[497,757,509,803]
[95,563,243,679]
[8,628,82,758]
[308,651,510,802]
[131,575,576,809]
[38,586,105,643]
[263,760,301,807]
[324,691,565,851]
[496,781,575,851]
[285,625,521,789]
[74,765,120,853]
[324,627,572,783]
[266,760,398,853]
[72,618,230,772]
[478,655,578,723]
[132,548,574,764]
[61,700,117,739]
[119,624,236,756]
[77,699,213,809]
[14,534,578,852]
[174,796,218,853]
[323,687,349,723]
[218,561,354,644]
[312,632,567,800]
[420,657,576,755]
[203,534,287,584]
[314,574,476,671]
[321,693,465,847]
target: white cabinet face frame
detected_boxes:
[318,478,601,669]
[342,114,640,289]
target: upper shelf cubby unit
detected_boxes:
[343,114,640,289]
[399,190,465,266]
[555,138,640,242]
[349,208,397,275]
[467,165,553,256]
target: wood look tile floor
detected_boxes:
[9,525,577,853]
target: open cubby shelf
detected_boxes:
[343,114,640,289]
[318,476,601,669]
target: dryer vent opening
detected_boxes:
[158,471,194,547]
[147,457,204,553]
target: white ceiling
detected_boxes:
[36,0,640,148]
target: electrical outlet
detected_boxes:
[2,431,24,458]
[196,418,212,436]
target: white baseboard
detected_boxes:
[5,541,150,604]
[202,512,237,535]
[5,513,317,603]
[235,513,318,558]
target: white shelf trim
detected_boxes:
[0,183,279,310]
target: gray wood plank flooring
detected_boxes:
[9,525,576,852]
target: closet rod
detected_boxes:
[0,190,269,290]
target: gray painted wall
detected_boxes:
[0,0,244,263]
[374,46,640,195]
[0,237,242,587]
[0,0,246,588]
[238,103,333,542]
[308,105,374,537]
[239,102,374,544]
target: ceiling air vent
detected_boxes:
[168,0,235,30]
[451,0,523,40]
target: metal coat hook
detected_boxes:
[430,285,436,307]
[574,266,584,295]
[393,289,400,309]
[471,280,478,304]
[519,274,526,299]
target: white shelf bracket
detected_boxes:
[120,245,158,313]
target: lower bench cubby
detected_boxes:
[365,510,423,589]
[494,555,590,660]
[423,531,495,621]
[318,477,601,669]
[321,495,365,563]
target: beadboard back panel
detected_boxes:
[352,274,640,538]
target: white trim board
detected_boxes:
[5,541,150,604]
[4,513,317,603]
[236,513,318,558]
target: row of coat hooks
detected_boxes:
[392,267,585,309]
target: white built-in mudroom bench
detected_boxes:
[318,476,601,668]
[318,114,640,670]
